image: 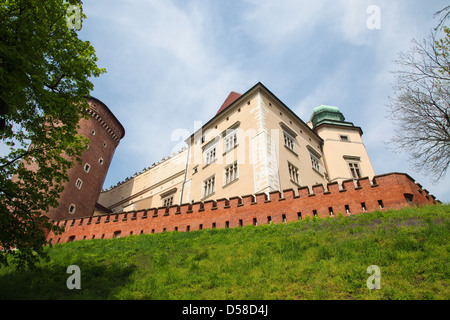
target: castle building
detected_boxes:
[44,96,125,220]
[97,82,375,214]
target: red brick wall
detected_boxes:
[46,172,438,244]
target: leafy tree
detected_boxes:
[388,8,450,183]
[0,0,105,269]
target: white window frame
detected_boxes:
[204,145,217,166]
[202,175,216,198]
[348,161,362,179]
[344,156,362,179]
[99,158,104,165]
[288,162,299,184]
[162,195,174,207]
[75,178,83,189]
[283,130,296,152]
[224,129,238,153]
[84,163,91,173]
[224,162,238,186]
[310,153,321,172]
[69,204,76,215]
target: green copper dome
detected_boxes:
[309,105,352,128]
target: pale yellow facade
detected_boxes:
[97,82,376,213]
[97,148,187,213]
[314,124,375,184]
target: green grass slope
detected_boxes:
[0,204,449,300]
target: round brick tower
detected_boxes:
[45,96,125,221]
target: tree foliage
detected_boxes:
[388,9,450,183]
[0,0,105,269]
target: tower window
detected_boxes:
[91,130,96,136]
[340,135,349,141]
[103,142,107,148]
[84,163,91,173]
[99,158,104,165]
[348,162,362,179]
[69,204,76,214]
[75,178,83,189]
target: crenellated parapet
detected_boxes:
[85,96,125,144]
[46,172,438,244]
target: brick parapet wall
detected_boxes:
[46,172,438,244]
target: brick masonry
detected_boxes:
[46,172,438,244]
[45,97,125,221]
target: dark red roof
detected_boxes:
[216,91,242,115]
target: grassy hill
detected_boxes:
[0,204,449,300]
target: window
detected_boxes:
[113,231,121,238]
[99,158,104,165]
[224,129,237,152]
[193,166,198,174]
[345,205,351,214]
[310,153,321,172]
[204,146,217,165]
[348,162,362,179]
[103,142,107,148]
[288,163,299,184]
[203,175,215,198]
[69,204,76,214]
[340,135,349,141]
[91,130,95,136]
[224,162,238,185]
[283,131,295,152]
[84,163,91,173]
[75,178,83,189]
[163,195,174,207]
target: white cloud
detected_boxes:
[77,0,450,201]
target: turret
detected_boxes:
[310,105,375,184]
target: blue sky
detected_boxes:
[78,0,450,202]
